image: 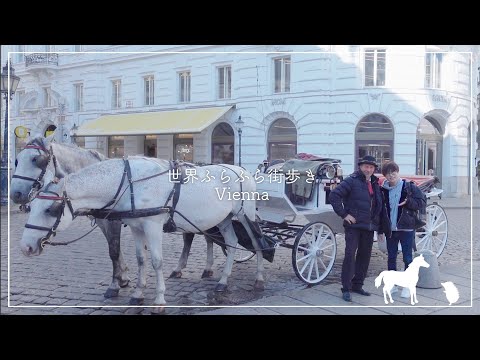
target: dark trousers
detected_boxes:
[341,227,374,292]
[386,231,414,271]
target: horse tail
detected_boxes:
[375,271,387,288]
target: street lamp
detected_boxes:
[70,123,79,144]
[1,61,21,205]
[235,115,244,167]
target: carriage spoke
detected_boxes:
[317,256,327,270]
[297,252,312,263]
[297,245,310,252]
[307,256,315,281]
[314,258,320,279]
[299,256,314,274]
[320,243,334,251]
[432,220,446,230]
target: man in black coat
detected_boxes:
[329,155,383,302]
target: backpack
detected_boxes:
[406,181,427,229]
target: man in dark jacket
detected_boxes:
[329,155,383,302]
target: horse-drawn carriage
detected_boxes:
[227,157,448,285]
[11,136,448,310]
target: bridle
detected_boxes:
[24,185,76,250]
[13,143,59,202]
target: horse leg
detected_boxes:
[215,217,237,292]
[385,282,394,303]
[97,219,130,298]
[129,227,148,306]
[169,233,194,279]
[382,287,389,304]
[237,212,265,291]
[202,237,215,278]
[144,221,166,314]
[412,286,418,304]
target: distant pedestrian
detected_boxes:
[329,155,383,302]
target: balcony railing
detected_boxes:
[25,53,58,67]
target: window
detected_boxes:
[112,80,122,109]
[74,83,83,112]
[74,45,84,52]
[144,76,155,106]
[211,123,234,164]
[174,134,193,161]
[274,57,291,93]
[16,45,25,63]
[179,71,191,103]
[16,90,25,115]
[267,118,297,161]
[144,135,157,157]
[355,114,393,173]
[217,66,231,99]
[45,45,55,52]
[108,136,124,158]
[364,49,386,87]
[43,87,53,107]
[425,53,443,88]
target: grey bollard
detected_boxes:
[415,250,442,289]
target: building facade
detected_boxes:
[1,44,479,197]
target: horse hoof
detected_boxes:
[119,279,130,288]
[151,305,166,315]
[169,271,182,279]
[129,297,144,305]
[253,280,265,292]
[215,283,228,292]
[104,288,119,298]
[201,270,214,278]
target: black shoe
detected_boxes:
[352,288,371,296]
[342,291,352,302]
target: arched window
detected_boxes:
[267,118,297,161]
[355,114,394,173]
[416,117,443,178]
[211,123,234,164]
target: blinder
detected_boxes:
[34,154,50,169]
[47,201,64,217]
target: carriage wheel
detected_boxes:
[415,203,448,258]
[222,244,256,263]
[292,222,336,285]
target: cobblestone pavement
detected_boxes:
[1,198,478,315]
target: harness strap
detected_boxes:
[124,158,135,212]
[99,164,128,210]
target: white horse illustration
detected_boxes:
[375,254,430,305]
[19,157,264,313]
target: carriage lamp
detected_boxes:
[235,115,244,167]
[1,60,21,206]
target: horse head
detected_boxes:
[20,178,74,256]
[413,254,430,269]
[11,134,56,204]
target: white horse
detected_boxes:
[11,135,218,296]
[11,135,130,298]
[374,254,430,305]
[19,157,264,313]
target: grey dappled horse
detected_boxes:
[19,157,264,313]
[11,136,216,297]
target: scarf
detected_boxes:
[383,179,404,231]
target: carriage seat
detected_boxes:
[282,159,324,205]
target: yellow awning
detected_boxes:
[74,106,233,136]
